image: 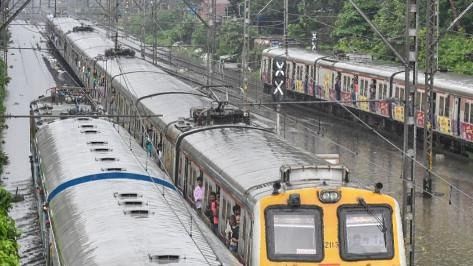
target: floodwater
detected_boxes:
[2,21,75,265]
[2,19,472,265]
[249,100,473,265]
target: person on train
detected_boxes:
[209,192,219,234]
[193,176,204,213]
[225,215,236,246]
[369,80,377,112]
[229,215,240,252]
[335,76,341,101]
[225,205,241,246]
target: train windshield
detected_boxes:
[339,205,394,260]
[265,207,323,262]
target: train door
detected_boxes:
[219,192,234,236]
[303,64,309,95]
[308,65,314,96]
[453,96,461,136]
[461,100,473,141]
[238,209,251,260]
[436,93,452,135]
[185,160,195,201]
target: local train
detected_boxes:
[46,17,407,265]
[261,47,473,152]
[30,87,231,265]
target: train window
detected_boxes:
[439,96,445,116]
[265,206,323,262]
[445,96,450,117]
[338,205,394,261]
[470,103,473,124]
[465,102,472,123]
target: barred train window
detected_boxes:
[465,103,470,123]
[338,205,394,261]
[265,206,323,262]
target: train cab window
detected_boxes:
[265,206,323,262]
[338,205,394,261]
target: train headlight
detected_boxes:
[319,190,341,203]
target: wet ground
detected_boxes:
[2,19,473,265]
[2,21,75,265]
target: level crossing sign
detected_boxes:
[273,58,285,100]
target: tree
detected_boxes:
[217,20,244,57]
[372,0,405,61]
[332,0,382,53]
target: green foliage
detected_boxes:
[0,59,19,266]
[439,35,473,75]
[372,0,405,61]
[332,0,381,53]
[191,24,207,47]
[217,20,243,57]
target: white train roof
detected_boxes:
[36,118,220,265]
[50,17,115,59]
[263,47,473,98]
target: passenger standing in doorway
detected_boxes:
[229,215,240,252]
[193,177,204,213]
[209,192,219,234]
[351,77,359,106]
[335,76,341,101]
[369,81,376,112]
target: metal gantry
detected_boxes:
[423,0,439,197]
[402,0,419,265]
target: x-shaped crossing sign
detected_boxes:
[275,62,285,76]
[273,61,285,96]
[274,80,284,95]
[311,32,317,51]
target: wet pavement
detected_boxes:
[2,21,75,265]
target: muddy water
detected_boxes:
[2,21,75,265]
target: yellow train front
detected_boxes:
[255,184,405,266]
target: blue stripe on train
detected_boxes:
[47,172,176,202]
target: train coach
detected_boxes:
[46,17,406,265]
[261,47,473,153]
[29,88,234,266]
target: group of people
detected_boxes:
[193,177,241,253]
[334,74,377,112]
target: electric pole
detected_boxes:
[402,0,419,265]
[206,0,216,85]
[283,0,288,59]
[114,0,119,50]
[140,0,146,58]
[152,0,158,64]
[423,0,438,198]
[242,0,250,103]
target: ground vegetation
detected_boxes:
[0,59,19,266]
